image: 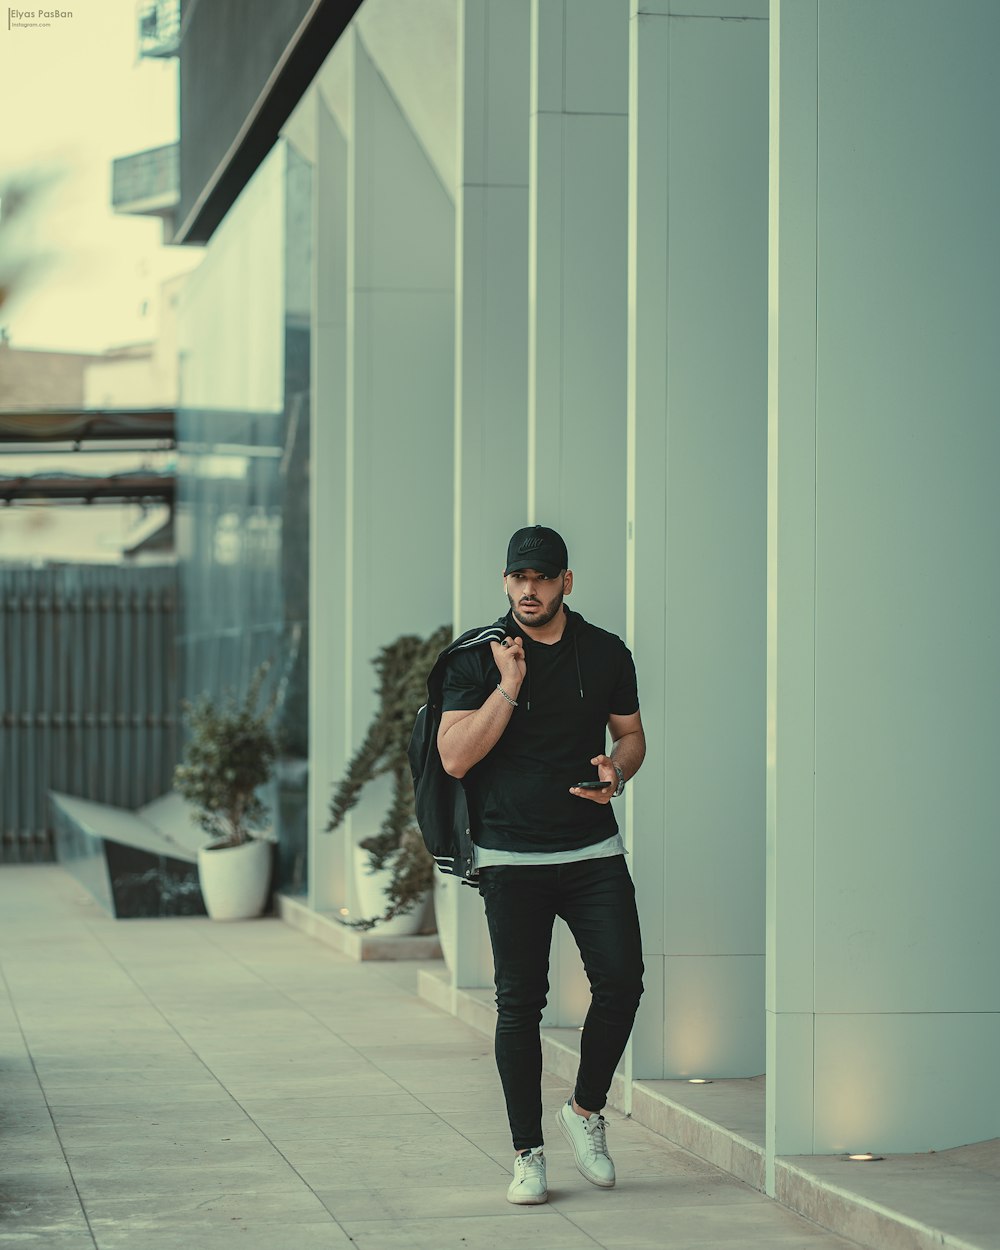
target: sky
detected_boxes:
[0,0,201,353]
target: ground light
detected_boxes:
[846,1153,884,1162]
[687,1078,713,1084]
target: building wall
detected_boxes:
[768,0,1000,1157]
[0,346,98,409]
[178,0,1000,1170]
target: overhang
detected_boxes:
[175,0,361,245]
[0,411,175,445]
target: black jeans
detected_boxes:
[478,855,644,1152]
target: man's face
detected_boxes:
[505,568,570,630]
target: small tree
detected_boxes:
[174,663,280,848]
[326,626,449,930]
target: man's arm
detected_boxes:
[437,636,525,778]
[608,711,646,782]
[569,710,646,804]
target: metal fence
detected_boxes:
[0,564,179,863]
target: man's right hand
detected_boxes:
[439,637,526,778]
[490,636,526,692]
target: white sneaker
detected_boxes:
[556,1100,615,1188]
[506,1147,548,1205]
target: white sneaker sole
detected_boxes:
[556,1107,616,1189]
[506,1186,548,1206]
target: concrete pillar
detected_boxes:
[307,30,456,917]
[529,0,630,1026]
[768,0,1000,1167]
[340,30,455,890]
[627,0,769,1081]
[448,0,533,992]
[307,90,350,913]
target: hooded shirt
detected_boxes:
[440,606,639,855]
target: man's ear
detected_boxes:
[563,569,573,596]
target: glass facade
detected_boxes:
[175,143,311,892]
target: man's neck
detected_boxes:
[516,605,569,646]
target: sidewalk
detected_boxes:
[0,868,952,1249]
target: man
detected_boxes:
[438,525,645,1205]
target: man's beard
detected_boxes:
[508,586,565,630]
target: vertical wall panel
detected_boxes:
[528,0,630,1028]
[768,0,1000,1157]
[629,2,768,1080]
[450,0,533,989]
[529,0,630,624]
[1,565,179,863]
[308,90,350,913]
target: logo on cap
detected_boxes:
[518,535,545,554]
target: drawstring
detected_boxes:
[510,615,583,709]
[525,632,582,709]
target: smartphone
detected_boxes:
[575,780,612,789]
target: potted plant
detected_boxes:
[174,662,280,920]
[326,626,449,932]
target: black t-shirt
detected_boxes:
[440,607,639,853]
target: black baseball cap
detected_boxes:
[504,525,569,578]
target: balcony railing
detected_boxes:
[112,143,179,218]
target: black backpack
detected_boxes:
[406,621,506,882]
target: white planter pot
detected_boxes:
[198,839,272,921]
[352,844,429,936]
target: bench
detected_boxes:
[50,791,208,918]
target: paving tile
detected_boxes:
[1,868,989,1250]
[359,1042,495,1062]
[546,1171,767,1213]
[0,1188,88,1235]
[237,1091,429,1126]
[314,1182,536,1221]
[562,1200,865,1248]
[0,1175,90,1248]
[70,1162,307,1201]
[193,1055,370,1085]
[285,1146,510,1194]
[262,1111,459,1146]
[0,1234,95,1250]
[39,1081,230,1107]
[29,1047,198,1071]
[222,1064,401,1088]
[83,1186,333,1229]
[91,1219,354,1249]
[62,1137,282,1173]
[55,1120,266,1152]
[46,1098,250,1131]
[335,1021,481,1046]
[36,1062,210,1089]
[338,1212,594,1250]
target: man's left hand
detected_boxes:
[569,754,617,804]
